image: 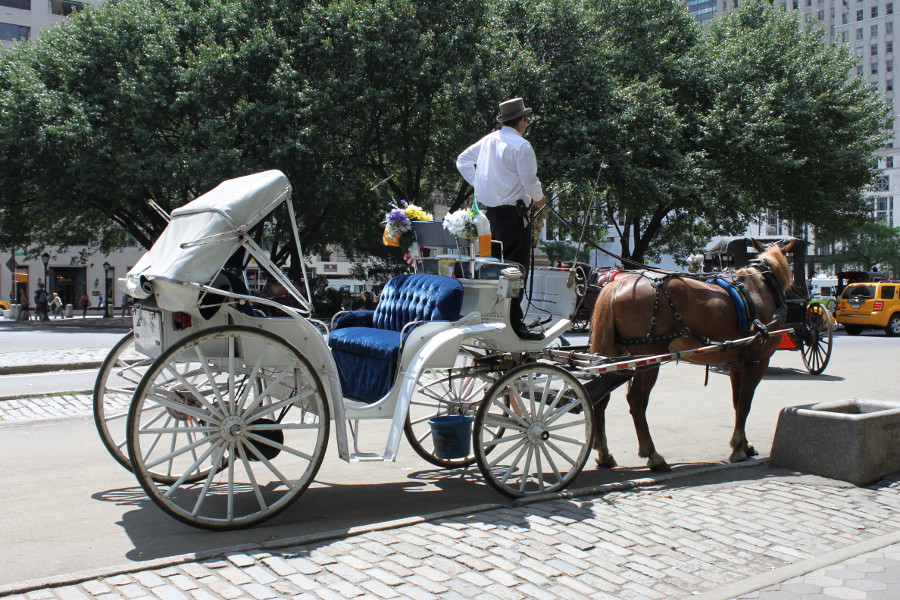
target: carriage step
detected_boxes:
[348,452,389,462]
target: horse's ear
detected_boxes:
[750,239,764,253]
[781,239,796,254]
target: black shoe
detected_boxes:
[514,324,544,341]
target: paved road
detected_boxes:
[2,322,900,599]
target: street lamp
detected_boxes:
[40,252,50,295]
[102,261,111,318]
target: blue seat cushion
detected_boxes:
[329,274,463,404]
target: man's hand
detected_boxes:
[534,196,547,209]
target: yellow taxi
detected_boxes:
[836,281,900,336]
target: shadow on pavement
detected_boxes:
[91,458,794,564]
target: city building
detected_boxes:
[1,0,95,46]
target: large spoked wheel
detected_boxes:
[801,303,834,375]
[474,363,594,498]
[93,332,156,474]
[404,347,494,468]
[127,326,330,530]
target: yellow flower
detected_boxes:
[405,206,432,222]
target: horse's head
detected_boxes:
[750,239,794,292]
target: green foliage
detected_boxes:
[539,240,579,264]
[818,218,900,275]
[0,0,889,269]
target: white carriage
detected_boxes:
[95,170,602,530]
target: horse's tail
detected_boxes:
[590,279,623,356]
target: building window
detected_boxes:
[889,2,895,15]
[873,43,880,56]
[875,196,894,222]
[889,40,895,54]
[0,22,29,41]
[888,156,895,167]
[889,21,895,34]
[872,62,879,74]
[857,27,865,40]
[875,175,890,191]
[319,252,331,262]
[873,24,879,37]
[0,0,30,9]
[842,31,849,43]
[49,0,83,16]
[888,79,895,91]
[843,12,850,24]
[872,5,879,18]
[857,9,864,20]
[889,59,894,72]
[857,64,864,75]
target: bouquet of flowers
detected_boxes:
[443,201,492,256]
[382,200,432,252]
[442,208,478,240]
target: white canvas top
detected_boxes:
[122,170,291,313]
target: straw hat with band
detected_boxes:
[497,98,533,123]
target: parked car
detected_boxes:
[835,281,900,336]
[0,300,8,317]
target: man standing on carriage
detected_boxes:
[456,97,546,341]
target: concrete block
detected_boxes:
[770,398,900,486]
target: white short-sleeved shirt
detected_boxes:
[456,126,543,208]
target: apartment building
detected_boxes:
[0,0,94,46]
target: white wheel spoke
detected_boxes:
[245,432,314,462]
[145,432,217,470]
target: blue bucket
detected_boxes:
[428,415,474,459]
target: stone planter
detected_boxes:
[770,398,900,486]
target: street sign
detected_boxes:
[4,256,15,272]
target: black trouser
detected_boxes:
[486,203,531,330]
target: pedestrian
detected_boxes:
[79,293,90,319]
[33,282,49,322]
[362,291,376,310]
[456,97,546,340]
[17,289,31,322]
[50,292,63,318]
[341,291,352,312]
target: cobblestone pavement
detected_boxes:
[4,345,900,599]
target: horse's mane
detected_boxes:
[735,242,793,292]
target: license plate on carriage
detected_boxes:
[133,307,163,358]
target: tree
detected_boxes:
[0,0,497,273]
[819,219,900,276]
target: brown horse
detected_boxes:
[587,240,794,471]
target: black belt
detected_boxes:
[486,200,530,216]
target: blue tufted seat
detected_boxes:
[329,274,464,404]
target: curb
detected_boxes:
[0,459,771,596]
[0,362,102,377]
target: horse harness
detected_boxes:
[614,261,787,348]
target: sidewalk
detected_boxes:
[3,346,900,599]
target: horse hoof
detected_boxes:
[596,454,618,469]
[729,451,747,463]
[647,453,670,472]
[746,445,758,458]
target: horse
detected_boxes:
[586,240,795,471]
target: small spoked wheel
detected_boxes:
[404,347,494,468]
[93,332,157,475]
[127,326,329,530]
[474,363,594,498]
[801,304,834,375]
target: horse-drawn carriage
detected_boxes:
[702,236,834,375]
[92,171,795,530]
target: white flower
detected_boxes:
[443,209,478,239]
